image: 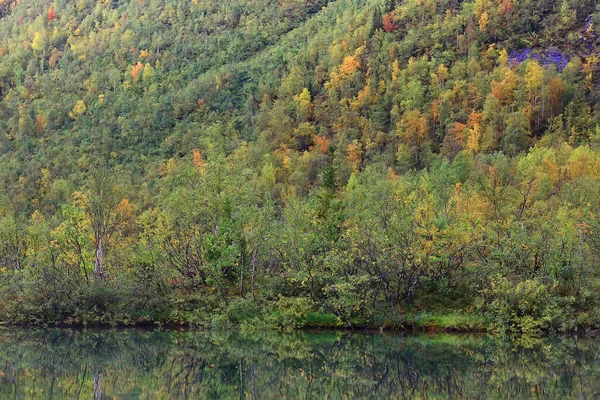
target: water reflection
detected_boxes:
[0,328,597,398]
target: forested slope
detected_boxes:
[0,0,600,334]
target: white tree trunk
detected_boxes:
[94,238,104,280]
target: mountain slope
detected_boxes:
[0,0,600,331]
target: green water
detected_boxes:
[0,328,598,399]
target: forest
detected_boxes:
[0,0,599,336]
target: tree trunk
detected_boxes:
[240,252,244,297]
[251,359,256,400]
[94,371,105,400]
[251,250,257,301]
[94,238,104,280]
[239,358,244,399]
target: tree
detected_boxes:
[502,111,530,156]
[131,62,143,81]
[371,6,383,35]
[81,167,131,280]
[383,12,399,32]
[385,0,396,13]
[47,7,56,21]
[524,60,545,128]
[293,88,313,122]
[397,110,430,169]
[0,215,24,271]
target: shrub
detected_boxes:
[226,298,265,324]
[266,297,314,331]
[477,277,569,336]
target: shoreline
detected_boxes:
[3,313,599,337]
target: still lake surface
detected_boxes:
[0,328,597,399]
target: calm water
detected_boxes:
[0,328,598,399]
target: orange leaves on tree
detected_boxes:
[47,7,56,21]
[312,135,329,154]
[442,121,467,156]
[35,114,47,133]
[491,69,517,105]
[383,12,399,32]
[563,147,600,181]
[539,154,559,184]
[467,110,483,128]
[274,145,294,170]
[451,122,467,145]
[327,49,364,89]
[131,62,143,80]
[500,0,513,18]
[339,55,360,78]
[397,110,431,168]
[347,141,363,172]
[193,149,207,175]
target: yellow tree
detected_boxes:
[524,60,545,128]
[79,168,132,280]
[293,88,313,122]
[466,111,483,153]
[31,30,47,71]
[397,110,430,169]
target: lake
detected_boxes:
[0,328,597,399]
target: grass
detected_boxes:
[304,312,342,327]
[410,313,486,332]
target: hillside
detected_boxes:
[0,0,599,334]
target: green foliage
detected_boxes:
[0,0,599,335]
[477,277,573,337]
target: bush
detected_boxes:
[477,277,569,337]
[266,297,314,331]
[304,312,341,327]
[226,298,265,324]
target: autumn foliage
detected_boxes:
[193,149,207,174]
[312,135,329,153]
[382,12,399,32]
[0,0,599,332]
[131,62,143,80]
[47,7,56,21]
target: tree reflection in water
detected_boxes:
[0,328,597,399]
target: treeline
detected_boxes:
[2,144,600,336]
[0,0,599,334]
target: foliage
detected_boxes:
[0,0,598,335]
